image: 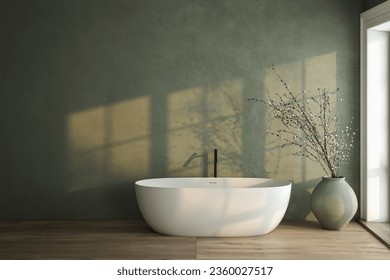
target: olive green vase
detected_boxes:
[310,177,358,230]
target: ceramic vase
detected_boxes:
[310,176,358,230]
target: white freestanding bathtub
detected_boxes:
[135,177,291,237]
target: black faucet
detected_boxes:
[183,149,218,178]
[213,149,217,178]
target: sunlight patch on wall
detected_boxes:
[67,96,150,191]
[167,86,205,176]
[68,106,107,152]
[168,79,244,177]
[305,52,337,90]
[264,52,336,184]
[264,61,304,182]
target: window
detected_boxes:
[361,1,390,222]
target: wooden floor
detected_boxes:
[0,220,389,260]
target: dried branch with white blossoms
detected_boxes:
[250,67,356,178]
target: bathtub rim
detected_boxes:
[135,177,292,189]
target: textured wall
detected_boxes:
[364,0,387,10]
[0,0,363,220]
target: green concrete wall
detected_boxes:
[364,0,387,10]
[0,0,363,220]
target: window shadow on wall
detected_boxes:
[0,0,361,220]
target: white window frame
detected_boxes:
[361,1,390,222]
